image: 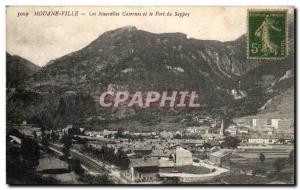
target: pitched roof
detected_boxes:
[130,157,158,168]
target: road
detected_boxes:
[159,161,229,178]
[49,143,130,184]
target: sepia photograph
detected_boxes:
[5,6,295,185]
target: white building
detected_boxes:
[252,118,268,128]
[62,124,73,134]
[271,119,293,130]
[103,129,118,137]
[225,125,237,135]
[248,135,277,145]
[175,147,193,166]
[238,127,249,134]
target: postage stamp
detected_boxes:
[6,6,295,185]
[247,10,288,59]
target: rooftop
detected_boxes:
[130,157,158,168]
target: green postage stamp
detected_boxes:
[247,10,288,59]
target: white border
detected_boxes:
[1,0,299,190]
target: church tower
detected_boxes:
[220,119,224,135]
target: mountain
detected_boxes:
[257,87,294,119]
[28,27,254,105]
[8,25,294,128]
[29,26,293,106]
[6,53,40,88]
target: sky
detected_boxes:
[6,6,293,66]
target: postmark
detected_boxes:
[247,9,288,59]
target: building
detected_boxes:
[271,119,293,130]
[19,126,41,138]
[248,135,276,145]
[158,157,175,168]
[202,133,225,140]
[225,125,237,135]
[122,130,130,135]
[186,126,208,134]
[160,131,174,139]
[175,147,193,166]
[238,127,249,134]
[62,124,73,134]
[128,157,159,182]
[133,147,153,157]
[233,118,251,126]
[220,119,224,135]
[252,118,268,128]
[209,149,232,168]
[248,133,294,145]
[168,139,205,145]
[260,127,275,135]
[21,120,28,126]
[103,129,118,137]
[85,131,103,137]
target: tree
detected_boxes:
[61,134,72,160]
[278,138,285,144]
[114,127,124,139]
[70,158,84,175]
[288,150,294,165]
[273,158,286,172]
[223,136,241,149]
[21,138,40,170]
[33,131,38,140]
[41,128,50,146]
[203,142,212,149]
[174,134,182,139]
[68,127,82,136]
[118,151,130,169]
[78,174,113,184]
[41,136,49,147]
[259,153,266,163]
[50,131,59,142]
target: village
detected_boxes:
[10,115,294,184]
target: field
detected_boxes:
[160,165,211,174]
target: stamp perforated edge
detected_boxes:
[247,8,289,59]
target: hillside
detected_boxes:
[257,87,294,119]
[6,53,40,88]
[30,27,257,105]
[7,26,295,129]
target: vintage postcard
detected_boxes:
[6,6,295,185]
